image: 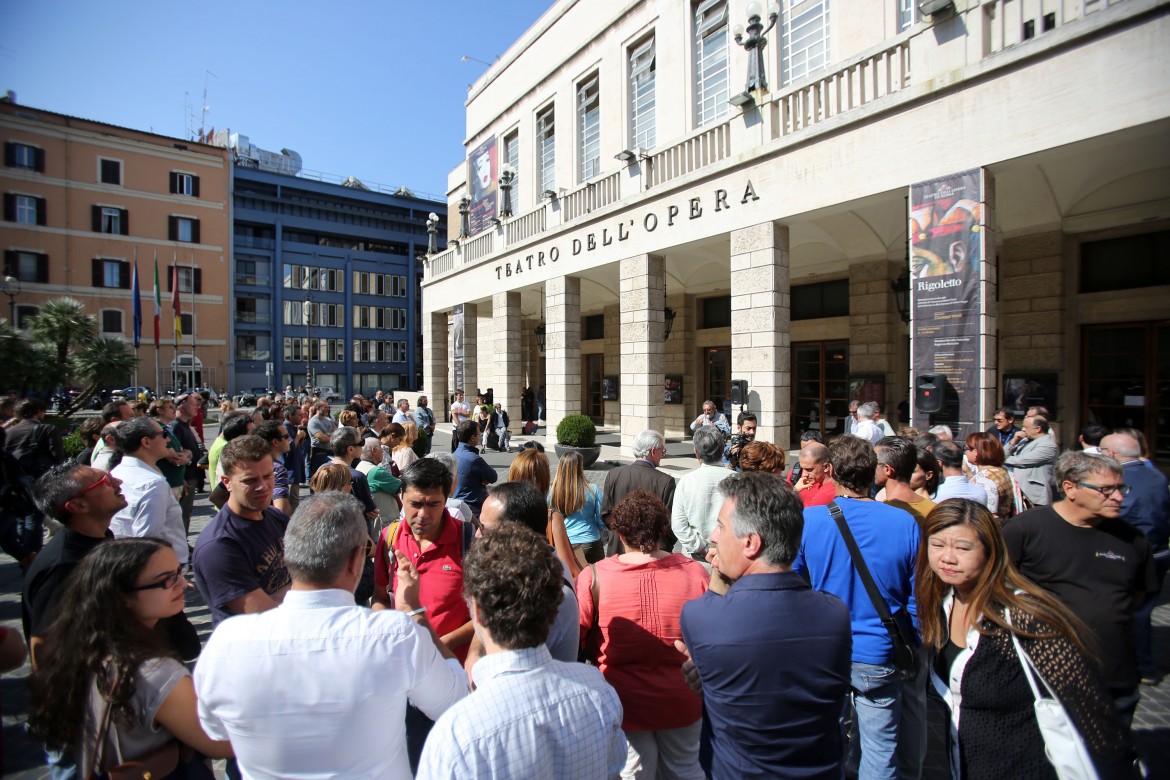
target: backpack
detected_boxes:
[381,513,475,571]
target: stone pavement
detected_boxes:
[3,430,1168,777]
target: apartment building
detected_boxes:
[423,0,1170,459]
[0,100,230,391]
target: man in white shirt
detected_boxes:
[852,402,883,445]
[671,427,728,563]
[449,389,471,453]
[392,398,413,425]
[932,440,989,506]
[196,492,467,780]
[418,525,625,779]
[109,417,188,565]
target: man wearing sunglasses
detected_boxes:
[110,417,188,567]
[196,492,466,779]
[1005,451,1158,728]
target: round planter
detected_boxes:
[554,443,602,469]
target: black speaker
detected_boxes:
[915,374,946,414]
[729,379,748,406]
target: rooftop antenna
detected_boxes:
[200,70,218,143]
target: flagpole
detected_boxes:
[173,251,179,391]
[132,248,139,390]
[153,252,161,394]
[189,252,196,390]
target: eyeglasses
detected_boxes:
[76,472,113,498]
[128,565,187,591]
[1074,481,1131,498]
[356,539,375,558]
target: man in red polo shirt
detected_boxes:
[795,442,836,508]
[371,457,476,774]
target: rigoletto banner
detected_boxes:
[909,168,985,434]
[467,136,498,237]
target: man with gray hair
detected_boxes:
[852,402,882,445]
[1003,414,1059,506]
[357,437,401,525]
[1099,433,1169,686]
[601,429,675,528]
[679,472,852,778]
[927,424,953,442]
[1005,451,1157,726]
[196,492,468,779]
[671,426,728,562]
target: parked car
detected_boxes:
[314,386,341,403]
[112,386,154,402]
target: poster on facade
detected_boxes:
[467,136,498,236]
[452,304,465,393]
[909,168,985,433]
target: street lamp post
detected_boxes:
[1,275,21,326]
[304,292,313,392]
[732,2,781,94]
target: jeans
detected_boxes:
[849,662,904,780]
[179,480,196,534]
[1134,550,1170,680]
[309,449,331,480]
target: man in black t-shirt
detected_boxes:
[1004,451,1157,728]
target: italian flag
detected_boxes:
[152,256,161,348]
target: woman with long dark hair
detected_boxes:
[918,501,1137,778]
[29,538,231,777]
[510,448,577,578]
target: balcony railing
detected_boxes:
[561,170,622,222]
[771,39,911,139]
[429,247,457,276]
[645,122,731,190]
[504,204,546,244]
[984,0,1122,55]
[462,230,495,264]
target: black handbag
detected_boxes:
[826,501,919,682]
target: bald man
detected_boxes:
[1101,432,1170,685]
[794,442,835,508]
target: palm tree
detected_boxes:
[0,324,64,396]
[28,297,96,368]
[65,338,138,417]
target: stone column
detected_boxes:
[491,291,523,422]
[544,276,581,446]
[620,254,665,452]
[456,302,478,396]
[423,311,448,421]
[730,222,791,446]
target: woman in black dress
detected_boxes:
[917,500,1138,778]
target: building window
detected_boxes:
[4,142,43,172]
[694,0,730,127]
[92,258,130,289]
[169,216,200,243]
[699,295,731,329]
[101,309,123,335]
[536,105,556,195]
[629,36,656,150]
[178,313,194,336]
[792,279,850,320]
[503,131,520,204]
[1080,230,1170,293]
[583,314,605,340]
[92,206,128,235]
[5,193,45,225]
[235,297,270,325]
[99,158,122,185]
[14,304,38,329]
[169,172,199,197]
[897,0,918,31]
[168,265,203,294]
[235,255,271,286]
[577,74,601,182]
[283,264,344,293]
[236,334,271,361]
[3,250,49,283]
[781,0,830,86]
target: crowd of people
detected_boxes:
[2,388,1166,779]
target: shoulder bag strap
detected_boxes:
[1004,607,1047,701]
[827,500,896,626]
[589,563,600,635]
[87,677,118,779]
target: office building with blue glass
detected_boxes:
[230,158,445,396]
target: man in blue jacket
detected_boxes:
[793,435,922,780]
[452,421,497,519]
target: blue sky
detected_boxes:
[0,0,553,201]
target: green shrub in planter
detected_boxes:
[556,414,596,448]
[62,428,85,459]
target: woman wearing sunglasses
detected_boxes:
[29,538,232,778]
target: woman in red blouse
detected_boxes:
[577,490,710,779]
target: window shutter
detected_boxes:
[191,176,200,197]
[120,261,131,289]
[36,253,48,283]
[4,193,15,222]
[169,172,178,194]
[194,268,203,294]
[167,265,174,292]
[92,205,102,232]
[3,250,14,276]
[3,143,13,168]
[92,259,103,287]
[34,148,45,172]
[120,208,129,235]
[191,219,200,244]
[35,198,46,226]
[168,216,178,241]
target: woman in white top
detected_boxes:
[30,538,232,777]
